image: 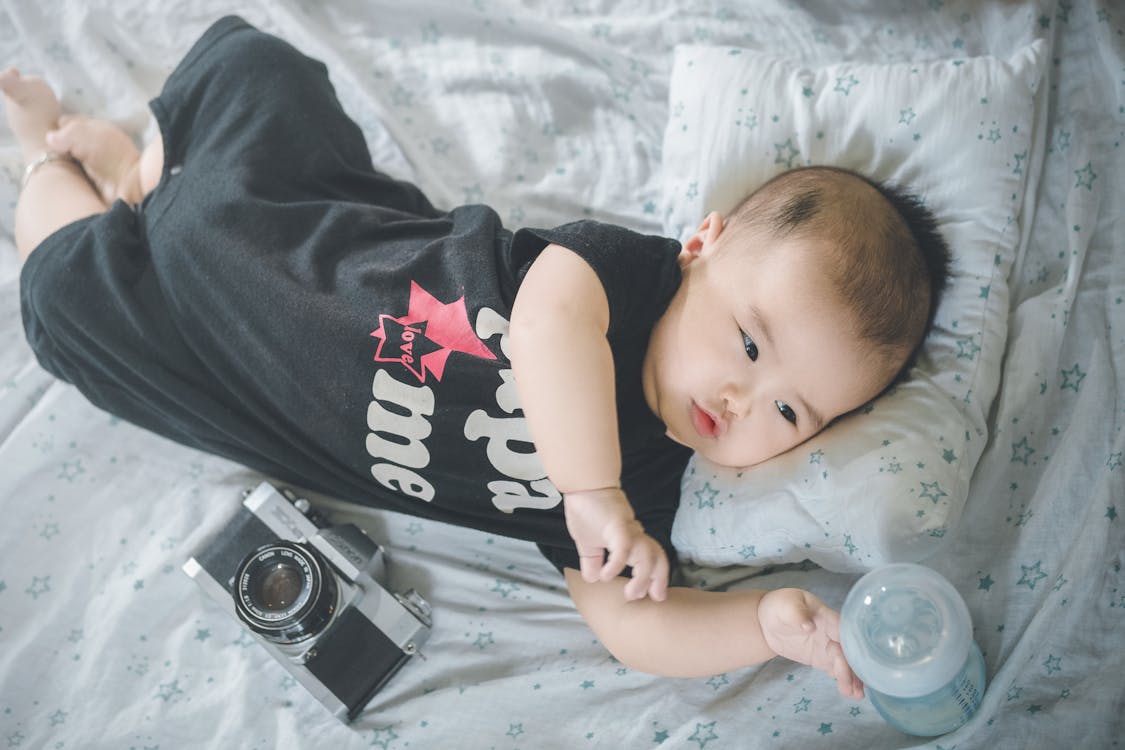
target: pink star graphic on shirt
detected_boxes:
[371,281,495,383]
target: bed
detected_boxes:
[1,0,1122,748]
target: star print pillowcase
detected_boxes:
[663,41,1047,571]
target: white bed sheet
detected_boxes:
[1,0,1122,748]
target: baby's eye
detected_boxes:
[742,330,759,361]
[775,400,797,424]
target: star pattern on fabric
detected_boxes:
[490,579,520,598]
[1059,363,1086,392]
[1074,161,1097,190]
[57,459,85,482]
[25,576,50,599]
[155,679,183,702]
[706,674,729,691]
[694,482,719,509]
[737,109,759,130]
[956,336,981,360]
[773,138,800,168]
[1018,561,1048,590]
[371,727,400,750]
[919,480,948,503]
[688,721,718,748]
[1013,149,1027,175]
[1010,437,1035,464]
[833,73,859,95]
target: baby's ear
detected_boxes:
[679,211,726,266]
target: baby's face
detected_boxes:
[642,220,894,468]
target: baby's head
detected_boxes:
[726,166,951,381]
[642,166,951,468]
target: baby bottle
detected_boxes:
[839,563,986,737]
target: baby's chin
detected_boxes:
[666,428,771,470]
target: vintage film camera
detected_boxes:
[183,482,432,722]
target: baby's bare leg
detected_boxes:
[46,115,145,205]
[2,68,106,261]
[137,133,163,197]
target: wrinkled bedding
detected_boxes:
[1,1,1122,747]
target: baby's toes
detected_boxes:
[1,71,42,103]
[0,67,21,95]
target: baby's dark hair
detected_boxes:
[727,166,952,382]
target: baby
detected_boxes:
[3,16,949,698]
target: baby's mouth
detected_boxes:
[690,401,722,439]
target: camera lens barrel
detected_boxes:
[234,541,338,646]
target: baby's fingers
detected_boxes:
[45,117,91,158]
[575,545,606,583]
[643,547,670,602]
[810,601,842,642]
[829,640,865,700]
[619,538,670,602]
[598,521,638,582]
[622,557,652,600]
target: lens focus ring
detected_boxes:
[233,541,338,645]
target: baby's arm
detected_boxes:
[510,243,669,601]
[566,570,865,699]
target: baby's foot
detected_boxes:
[1,67,62,159]
[45,115,143,205]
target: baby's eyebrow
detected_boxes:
[796,394,826,432]
[748,305,774,349]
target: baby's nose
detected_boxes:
[721,382,752,419]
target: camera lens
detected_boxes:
[253,562,304,611]
[234,541,338,646]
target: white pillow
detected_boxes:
[665,42,1047,571]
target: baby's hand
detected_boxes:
[758,588,866,700]
[563,487,669,601]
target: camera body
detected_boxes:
[183,482,431,722]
